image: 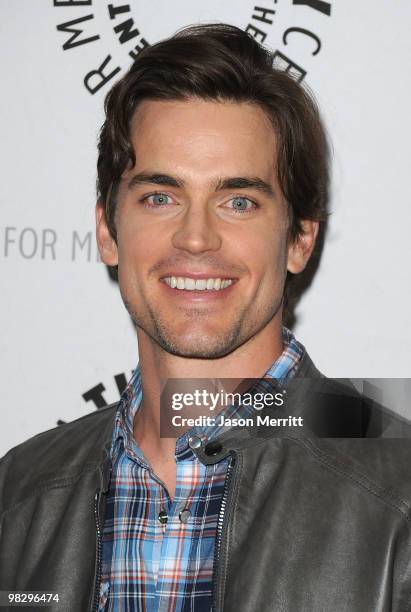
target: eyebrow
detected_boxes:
[127,172,276,198]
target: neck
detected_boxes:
[133,314,285,458]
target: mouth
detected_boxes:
[161,276,236,291]
[159,274,238,303]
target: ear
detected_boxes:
[287,220,319,274]
[95,201,118,266]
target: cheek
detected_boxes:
[245,226,288,286]
[117,219,159,269]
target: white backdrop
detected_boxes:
[1,1,410,456]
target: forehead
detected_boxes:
[128,98,278,182]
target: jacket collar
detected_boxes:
[96,349,324,481]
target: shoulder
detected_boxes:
[321,436,411,508]
[282,354,411,518]
[291,353,411,438]
[0,404,117,514]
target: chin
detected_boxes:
[160,343,235,360]
[155,329,240,360]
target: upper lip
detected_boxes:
[160,272,237,280]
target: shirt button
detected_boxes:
[188,436,202,449]
[158,510,168,524]
[179,508,191,523]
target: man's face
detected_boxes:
[97,99,312,359]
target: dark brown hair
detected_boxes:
[97,22,329,245]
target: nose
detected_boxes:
[171,201,222,254]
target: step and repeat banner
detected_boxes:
[1,1,410,455]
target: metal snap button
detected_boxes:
[188,436,202,449]
[179,508,191,523]
[158,510,168,524]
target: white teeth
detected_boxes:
[162,276,234,291]
[195,279,207,290]
[185,277,196,290]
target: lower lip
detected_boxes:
[159,280,237,302]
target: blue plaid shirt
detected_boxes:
[99,327,305,611]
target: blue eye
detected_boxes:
[230,197,254,213]
[149,193,170,206]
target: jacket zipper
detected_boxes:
[212,454,236,612]
[92,491,103,612]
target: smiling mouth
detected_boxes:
[161,276,236,291]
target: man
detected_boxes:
[1,23,410,612]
